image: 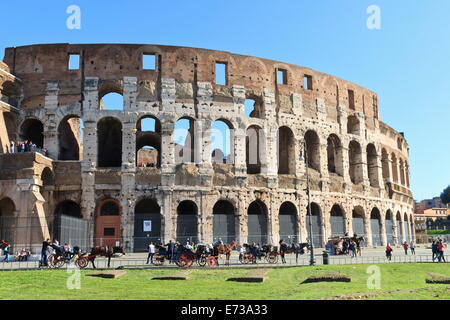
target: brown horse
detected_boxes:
[87,246,125,269]
[213,240,237,266]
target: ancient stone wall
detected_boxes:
[0,44,415,252]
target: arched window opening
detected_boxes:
[349,141,363,184]
[352,206,366,239]
[347,115,360,135]
[385,210,394,245]
[305,130,320,172]
[95,199,121,247]
[211,120,232,164]
[399,159,406,186]
[0,197,15,242]
[134,198,161,252]
[381,149,390,180]
[370,208,382,246]
[244,97,264,119]
[278,126,295,174]
[391,153,399,183]
[58,116,83,161]
[327,134,343,176]
[100,92,124,111]
[136,116,161,168]
[174,118,195,164]
[20,119,44,149]
[177,200,198,243]
[213,200,235,243]
[306,203,322,247]
[97,117,122,168]
[279,202,298,243]
[367,144,379,187]
[247,200,268,244]
[330,204,345,238]
[246,125,263,174]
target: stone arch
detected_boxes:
[352,206,366,238]
[176,200,198,243]
[97,117,122,168]
[381,148,390,180]
[349,141,363,184]
[404,212,410,243]
[396,211,403,242]
[174,117,195,164]
[95,198,122,247]
[330,204,345,238]
[278,126,295,174]
[136,115,161,167]
[391,153,399,183]
[211,119,233,164]
[0,197,15,242]
[366,143,379,187]
[212,200,236,243]
[247,199,268,244]
[385,209,394,245]
[99,80,124,111]
[20,118,44,148]
[279,201,298,243]
[399,158,406,186]
[327,134,343,176]
[370,208,382,246]
[306,202,323,247]
[347,115,360,135]
[304,130,320,171]
[246,125,264,174]
[134,198,161,252]
[58,115,83,161]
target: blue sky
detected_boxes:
[2,0,449,201]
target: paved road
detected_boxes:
[0,245,446,270]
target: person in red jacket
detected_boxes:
[402,241,409,255]
[385,243,393,261]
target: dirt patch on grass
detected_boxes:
[151,270,193,280]
[302,273,351,284]
[227,269,270,283]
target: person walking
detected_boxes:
[167,240,175,264]
[432,240,438,262]
[2,244,10,262]
[402,241,409,255]
[349,240,357,258]
[410,241,415,255]
[385,243,393,261]
[147,242,155,264]
[40,238,50,267]
[437,241,446,263]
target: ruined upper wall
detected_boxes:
[3,43,379,118]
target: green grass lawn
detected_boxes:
[0,263,448,300]
[427,230,450,235]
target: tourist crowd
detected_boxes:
[5,140,48,156]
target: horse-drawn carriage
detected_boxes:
[239,242,310,264]
[326,235,365,255]
[47,245,89,269]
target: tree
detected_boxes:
[440,185,450,205]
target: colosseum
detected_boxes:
[0,43,414,253]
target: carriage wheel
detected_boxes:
[197,255,207,267]
[267,253,278,264]
[207,256,217,268]
[243,253,252,264]
[153,254,164,266]
[47,254,55,268]
[75,257,88,269]
[178,253,194,268]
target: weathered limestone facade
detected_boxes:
[0,44,414,252]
